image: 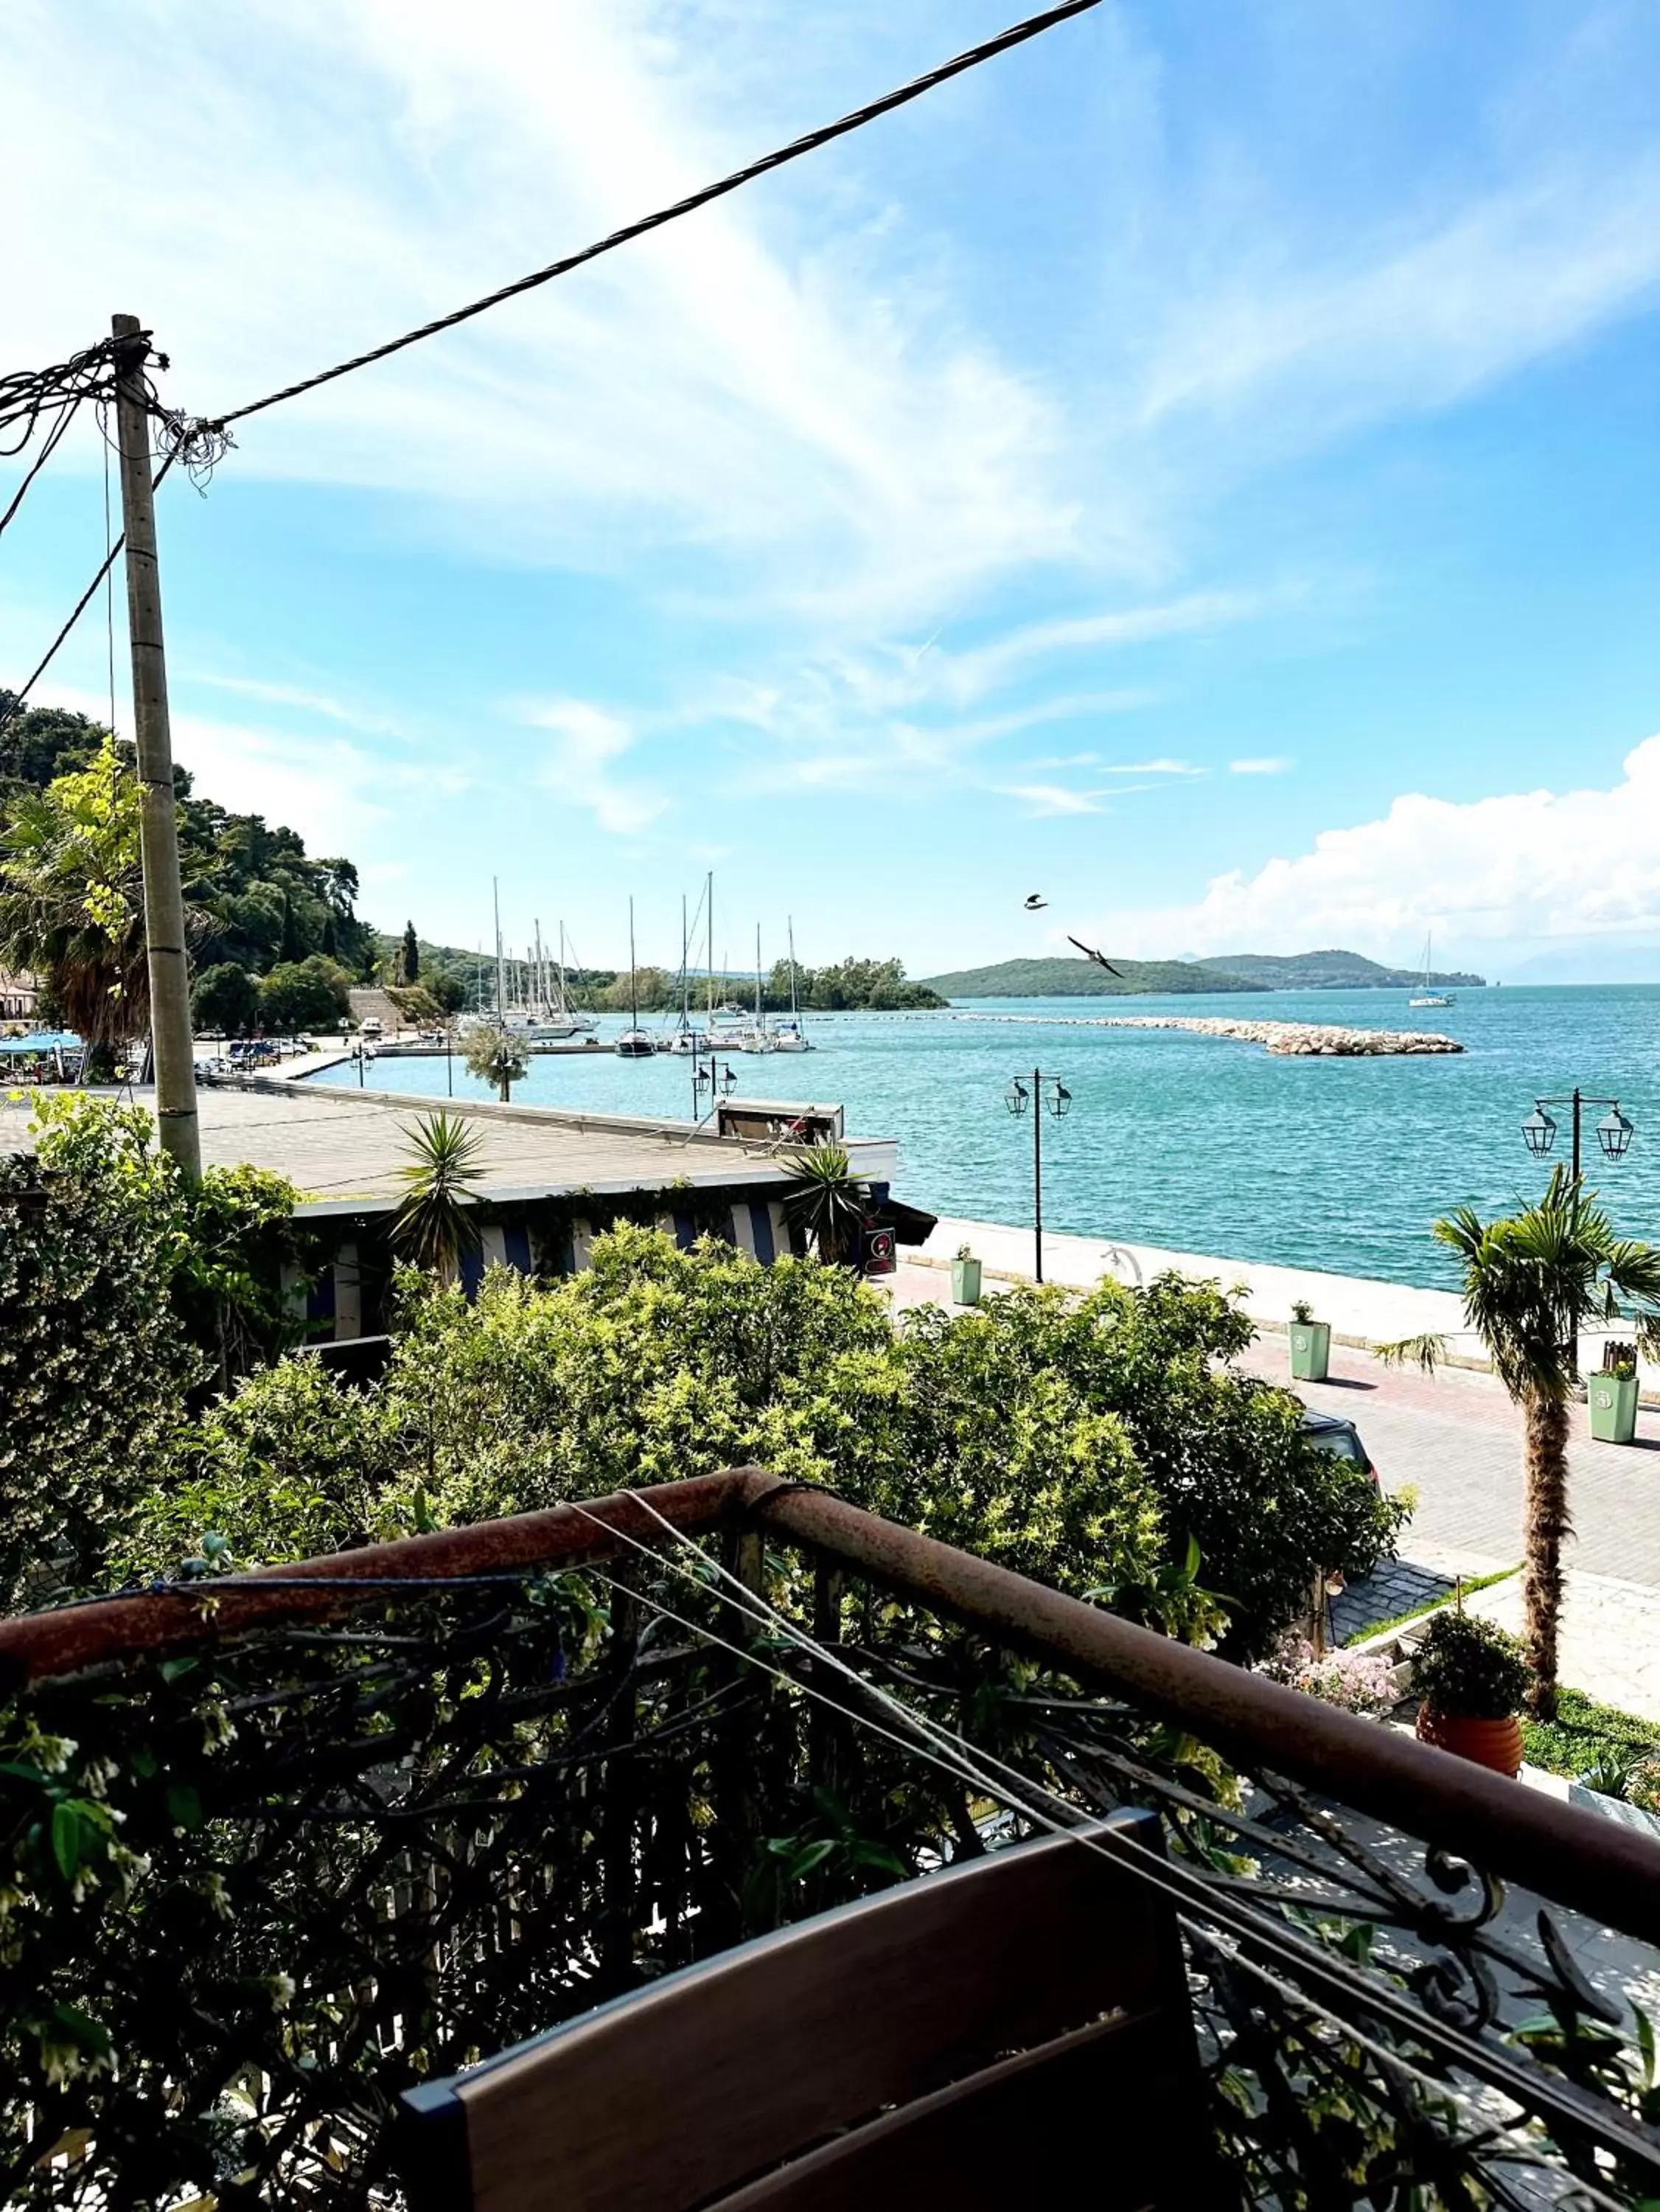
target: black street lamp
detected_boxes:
[1521,1088,1633,1180]
[1521,1086,1634,1381]
[1004,1067,1070,1284]
[694,1053,739,1123]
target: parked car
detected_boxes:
[1300,1408,1379,1490]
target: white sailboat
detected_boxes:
[666,888,710,1055]
[771,917,812,1051]
[615,898,656,1058]
[739,925,779,1052]
[1409,931,1454,1010]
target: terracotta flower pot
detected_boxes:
[1415,1704,1523,1778]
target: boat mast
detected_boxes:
[493,878,505,1026]
[680,894,690,1034]
[629,897,639,1032]
[754,925,763,1028]
[788,917,801,1026]
[707,872,715,1026]
[557,922,567,1017]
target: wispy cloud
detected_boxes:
[189,673,401,736]
[520,698,669,835]
[1230,757,1294,776]
[1002,782,1106,818]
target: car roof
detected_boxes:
[1298,1409,1361,1440]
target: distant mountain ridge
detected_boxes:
[1202,950,1486,990]
[921,947,1487,998]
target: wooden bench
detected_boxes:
[397,1809,1213,2210]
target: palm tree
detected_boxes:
[781,1142,868,1265]
[1381,1165,1660,1719]
[391,1112,486,1281]
[0,734,150,1064]
[461,1026,529,1103]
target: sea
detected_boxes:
[304,985,1660,1293]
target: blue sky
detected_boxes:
[4,0,1659,981]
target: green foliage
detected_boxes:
[120,1356,402,1579]
[0,1096,305,1607]
[1520,1686,1660,1799]
[156,1230,1397,1656]
[461,1025,529,1100]
[397,918,419,983]
[257,953,352,1032]
[190,959,259,1034]
[0,731,147,1054]
[780,1142,866,1263]
[771,955,944,1012]
[1411,1610,1530,1720]
[423,966,467,1014]
[391,1111,484,1280]
[918,953,1266,998]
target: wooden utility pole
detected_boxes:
[111,313,200,1178]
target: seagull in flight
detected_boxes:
[1022,893,1048,911]
[1067,934,1123,977]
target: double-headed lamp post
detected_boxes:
[1521,1087,1635,1379]
[694,1051,739,1125]
[1005,1068,1071,1284]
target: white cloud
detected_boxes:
[520,698,669,835]
[189,674,401,735]
[1085,735,1660,961]
[1230,757,1294,776]
[1002,782,1106,818]
[169,714,464,856]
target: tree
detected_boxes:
[781,1144,868,1265]
[0,1094,301,1607]
[0,730,149,1060]
[392,1113,484,1282]
[425,967,467,1015]
[259,954,351,1032]
[398,921,420,984]
[462,1025,529,1102]
[192,961,259,1035]
[1381,1166,1660,1718]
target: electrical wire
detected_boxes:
[0,394,82,543]
[208,0,1105,430]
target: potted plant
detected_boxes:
[1288,1297,1331,1382]
[1588,1342,1640,1446]
[951,1242,983,1306]
[1411,1609,1530,1777]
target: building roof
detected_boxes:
[0,1079,900,1220]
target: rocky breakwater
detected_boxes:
[1101,1016,1462,1057]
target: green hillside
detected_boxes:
[1203,950,1486,990]
[919,955,1266,998]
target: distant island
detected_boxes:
[920,947,1486,998]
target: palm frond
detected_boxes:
[1374,1332,1448,1374]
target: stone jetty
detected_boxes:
[946,1012,1462,1056]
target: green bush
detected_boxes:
[258,954,351,1032]
[161,1228,1398,1653]
[1412,1610,1530,1719]
[0,1096,304,1608]
[190,959,260,1034]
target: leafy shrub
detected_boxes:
[0,1096,304,1607]
[1411,1610,1530,1720]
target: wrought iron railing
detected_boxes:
[2,1467,1658,2209]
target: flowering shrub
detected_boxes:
[1263,1633,1399,1717]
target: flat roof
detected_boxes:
[0,1079,899,1218]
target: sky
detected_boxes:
[3,0,1659,982]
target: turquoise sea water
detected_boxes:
[306,986,1660,1291]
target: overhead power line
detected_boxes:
[211,0,1105,428]
[1,0,1103,726]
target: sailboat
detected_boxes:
[771,917,812,1051]
[666,886,711,1056]
[739,925,779,1052]
[615,898,656,1059]
[1409,932,1454,1010]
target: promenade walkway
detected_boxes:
[893,1216,1660,1719]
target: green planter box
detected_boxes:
[950,1256,983,1306]
[1288,1321,1331,1382]
[1588,1371,1639,1444]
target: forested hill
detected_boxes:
[1202,950,1486,990]
[919,954,1265,997]
[922,947,1487,997]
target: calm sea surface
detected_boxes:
[305,986,1660,1291]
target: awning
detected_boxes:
[872,1195,938,1246]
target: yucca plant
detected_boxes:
[392,1112,485,1282]
[1381,1166,1660,1718]
[781,1142,868,1266]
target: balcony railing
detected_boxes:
[2,1467,1659,2208]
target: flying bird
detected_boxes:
[1023,894,1048,911]
[1067,935,1123,977]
